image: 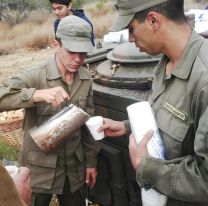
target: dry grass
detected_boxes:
[22,18,54,50]
[0,27,53,55]
[0,13,54,55]
[0,0,207,55]
[0,2,115,55]
[84,2,117,38]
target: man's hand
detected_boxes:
[98,118,126,137]
[129,130,154,170]
[32,86,70,107]
[86,168,97,189]
[13,167,31,206]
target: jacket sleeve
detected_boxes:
[0,70,37,111]
[81,87,101,168]
[136,84,208,202]
[54,19,59,34]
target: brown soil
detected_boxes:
[0,48,54,84]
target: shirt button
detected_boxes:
[144,183,152,190]
[23,94,28,100]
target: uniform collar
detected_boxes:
[46,54,90,80]
[155,30,204,80]
[172,30,204,79]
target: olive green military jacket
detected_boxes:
[0,165,26,206]
[0,55,100,194]
[130,31,208,205]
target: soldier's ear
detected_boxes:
[147,12,160,31]
[52,39,61,49]
[68,2,72,10]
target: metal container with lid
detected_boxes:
[94,42,161,90]
[87,42,161,206]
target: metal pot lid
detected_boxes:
[107,42,161,63]
[94,59,158,90]
[85,41,118,64]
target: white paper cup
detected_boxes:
[86,116,104,140]
[5,165,19,177]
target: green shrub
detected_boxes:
[72,0,84,9]
[0,139,19,161]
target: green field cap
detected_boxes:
[56,16,93,53]
[111,0,168,31]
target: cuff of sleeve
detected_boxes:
[136,157,164,189]
[123,120,131,137]
[20,88,36,101]
[86,158,97,168]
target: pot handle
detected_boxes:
[37,103,77,127]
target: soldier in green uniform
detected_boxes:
[0,16,100,206]
[99,0,208,205]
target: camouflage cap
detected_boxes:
[111,0,168,31]
[56,15,93,53]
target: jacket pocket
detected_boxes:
[78,96,88,110]
[28,151,57,190]
[75,144,85,162]
[74,144,85,181]
[156,108,190,159]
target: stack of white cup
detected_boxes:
[127,101,167,206]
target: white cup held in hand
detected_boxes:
[5,165,19,177]
[86,116,104,140]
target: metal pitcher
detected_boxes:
[29,104,89,152]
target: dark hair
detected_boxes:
[49,0,71,7]
[135,0,186,23]
[55,37,62,45]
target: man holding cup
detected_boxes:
[0,16,100,206]
[99,0,208,205]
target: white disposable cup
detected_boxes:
[5,165,19,177]
[86,116,104,140]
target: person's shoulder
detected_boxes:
[73,9,85,17]
[199,35,208,52]
[78,66,92,80]
[54,18,60,27]
[199,39,208,66]
[21,63,46,74]
[73,9,92,23]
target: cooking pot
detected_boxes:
[29,104,89,152]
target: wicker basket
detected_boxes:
[0,109,24,150]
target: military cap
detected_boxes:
[111,0,168,31]
[56,15,93,53]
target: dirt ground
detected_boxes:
[0,48,54,84]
